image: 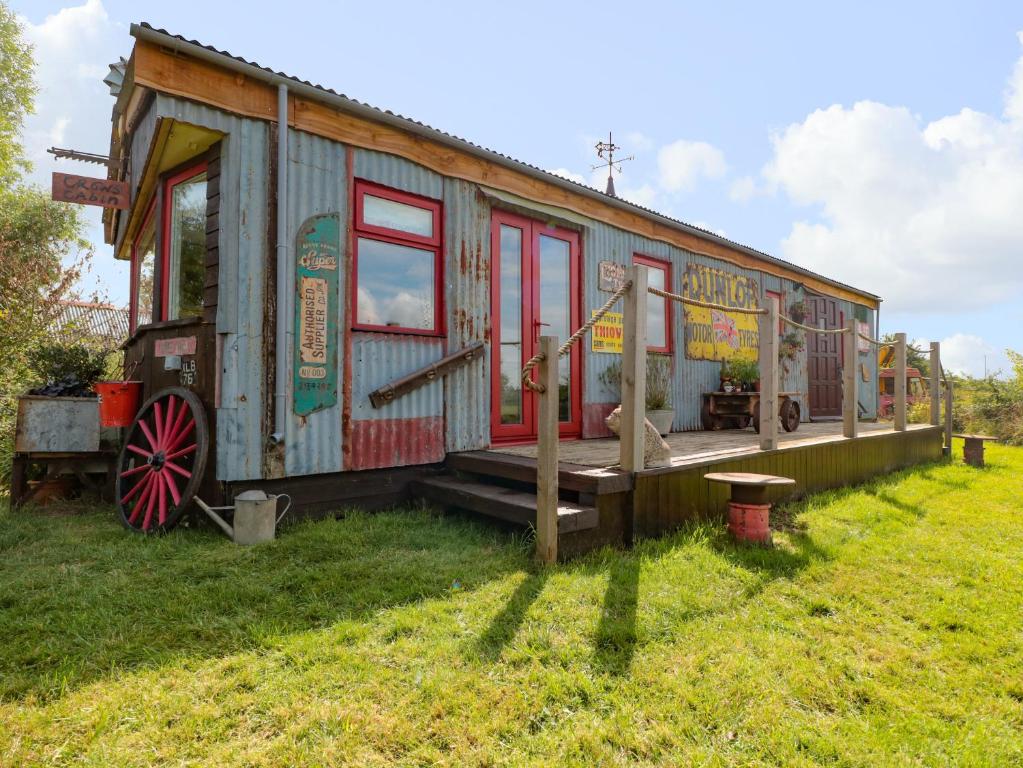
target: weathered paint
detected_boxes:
[293,213,340,416]
[349,416,445,471]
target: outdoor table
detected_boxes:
[952,434,998,468]
[705,471,795,545]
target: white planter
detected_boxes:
[646,408,674,436]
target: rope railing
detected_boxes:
[780,315,846,334]
[647,285,767,315]
[520,280,633,393]
[858,333,887,346]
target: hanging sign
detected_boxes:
[293,213,340,416]
[857,321,871,354]
[682,262,760,362]
[590,310,623,353]
[51,172,130,209]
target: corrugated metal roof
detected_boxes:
[53,300,130,342]
[130,22,880,303]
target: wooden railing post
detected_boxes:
[620,265,648,472]
[944,374,953,456]
[842,318,858,438]
[536,335,559,564]
[894,332,907,432]
[929,342,941,426]
[758,295,779,450]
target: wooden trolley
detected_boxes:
[700,391,801,434]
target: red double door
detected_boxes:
[490,210,581,443]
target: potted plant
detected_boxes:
[726,359,760,392]
[598,356,675,436]
[788,298,810,324]
[719,360,738,393]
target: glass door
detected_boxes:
[490,210,581,443]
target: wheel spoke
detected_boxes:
[142,473,160,530]
[165,398,190,450]
[126,443,153,460]
[165,471,181,506]
[164,460,192,479]
[138,419,159,452]
[120,468,153,504]
[119,462,150,479]
[157,471,168,526]
[165,420,195,454]
[163,396,177,450]
[127,472,156,525]
[164,444,197,462]
[153,401,164,449]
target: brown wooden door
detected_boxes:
[806,296,842,418]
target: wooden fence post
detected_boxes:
[929,342,941,426]
[620,265,648,473]
[758,295,779,450]
[536,335,559,564]
[944,374,953,456]
[894,332,907,432]
[842,318,858,438]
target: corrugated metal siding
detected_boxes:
[152,95,269,482]
[761,274,809,422]
[116,97,160,249]
[354,148,443,198]
[283,129,348,476]
[444,179,490,452]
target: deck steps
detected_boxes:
[446,451,632,495]
[411,476,599,533]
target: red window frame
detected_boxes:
[352,179,444,336]
[633,253,672,354]
[160,160,209,321]
[128,198,157,334]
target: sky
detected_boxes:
[12,0,1023,378]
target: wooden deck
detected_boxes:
[491,421,916,469]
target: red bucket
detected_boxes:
[95,381,143,427]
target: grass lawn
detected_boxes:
[2,440,1022,767]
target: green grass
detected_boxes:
[2,441,1023,766]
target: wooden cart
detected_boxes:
[700,391,801,433]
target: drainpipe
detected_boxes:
[271,83,288,444]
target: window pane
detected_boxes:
[356,237,436,330]
[363,194,434,238]
[539,234,571,422]
[646,265,667,349]
[168,172,207,319]
[135,218,156,329]
[499,225,523,424]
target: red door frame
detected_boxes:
[490,210,582,444]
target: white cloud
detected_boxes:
[657,139,727,192]
[762,30,1023,313]
[624,131,654,152]
[938,333,1007,378]
[729,175,758,202]
[547,167,588,186]
[19,0,127,303]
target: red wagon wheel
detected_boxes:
[116,387,208,533]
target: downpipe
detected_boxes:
[271,82,289,445]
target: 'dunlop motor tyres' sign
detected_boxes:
[682,262,760,362]
[294,214,340,416]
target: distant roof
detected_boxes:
[129,22,881,303]
[53,300,130,341]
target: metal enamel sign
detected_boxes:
[682,262,760,363]
[293,213,340,416]
[51,172,130,209]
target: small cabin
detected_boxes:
[104,23,883,514]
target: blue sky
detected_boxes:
[14,0,1023,377]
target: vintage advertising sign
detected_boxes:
[598,260,626,292]
[682,262,760,362]
[154,336,197,357]
[590,310,623,353]
[857,321,871,354]
[293,213,340,416]
[51,172,130,209]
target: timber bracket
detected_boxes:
[369,341,485,409]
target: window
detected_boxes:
[161,162,208,320]
[633,254,671,353]
[353,181,442,334]
[129,200,157,333]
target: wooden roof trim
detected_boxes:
[131,40,878,308]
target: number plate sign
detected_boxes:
[293,213,340,416]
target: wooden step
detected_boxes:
[411,476,599,533]
[446,451,632,495]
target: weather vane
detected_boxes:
[592,132,634,197]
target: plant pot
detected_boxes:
[646,408,674,436]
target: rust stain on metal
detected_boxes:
[348,416,444,471]
[341,145,355,470]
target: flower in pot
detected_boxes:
[729,359,761,393]
[719,359,738,393]
[788,298,810,325]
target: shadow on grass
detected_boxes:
[592,554,640,675]
[0,502,527,703]
[471,570,549,661]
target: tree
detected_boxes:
[0,1,96,488]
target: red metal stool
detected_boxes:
[705,472,796,545]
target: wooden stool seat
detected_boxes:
[704,472,796,488]
[952,434,998,467]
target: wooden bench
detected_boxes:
[705,472,795,545]
[952,434,998,468]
